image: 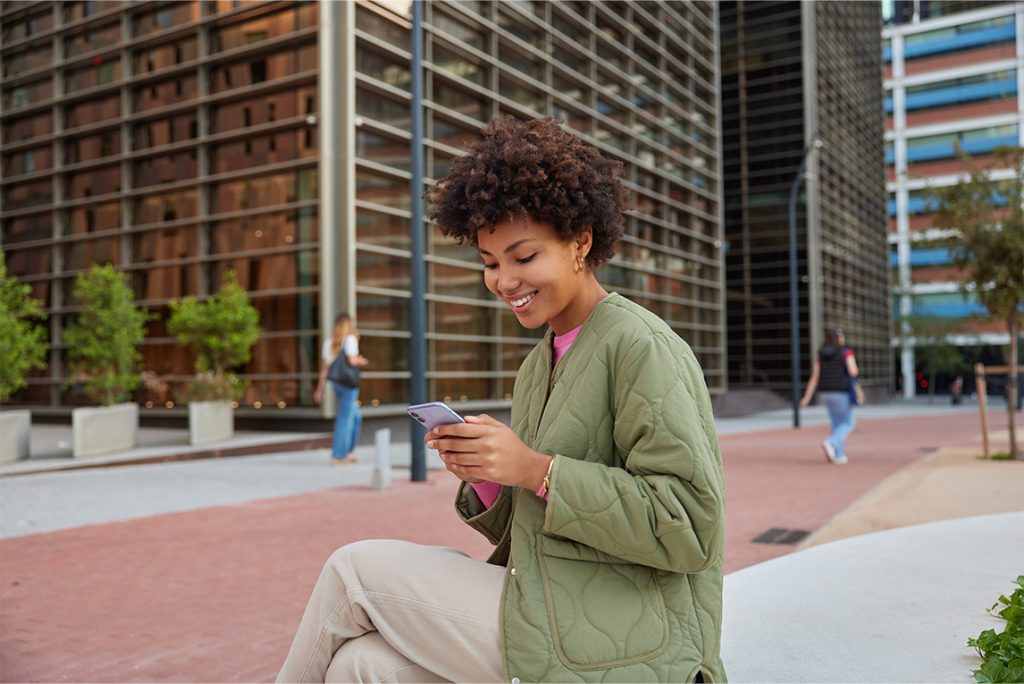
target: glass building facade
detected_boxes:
[720,1,892,398]
[1,0,725,420]
[883,2,1022,397]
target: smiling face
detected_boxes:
[478,217,601,335]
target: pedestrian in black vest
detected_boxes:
[800,328,860,464]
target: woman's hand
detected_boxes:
[799,395,810,408]
[424,414,551,490]
[313,386,324,405]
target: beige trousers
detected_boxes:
[276,540,506,683]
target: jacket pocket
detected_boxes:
[536,534,670,671]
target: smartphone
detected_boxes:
[407,401,465,431]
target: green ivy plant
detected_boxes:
[168,269,260,403]
[63,265,149,406]
[968,575,1024,683]
[0,250,48,402]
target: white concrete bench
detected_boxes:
[721,512,1023,682]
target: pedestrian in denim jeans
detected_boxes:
[313,313,368,464]
[801,328,859,464]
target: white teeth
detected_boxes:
[511,292,536,308]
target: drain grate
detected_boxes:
[751,528,811,545]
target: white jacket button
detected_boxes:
[510,567,517,576]
[511,678,521,684]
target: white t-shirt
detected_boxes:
[322,335,359,364]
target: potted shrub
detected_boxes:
[168,270,260,445]
[63,264,148,458]
[0,250,48,463]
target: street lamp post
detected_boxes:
[788,137,823,429]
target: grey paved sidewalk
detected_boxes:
[0,399,987,540]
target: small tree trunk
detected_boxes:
[1009,308,1020,461]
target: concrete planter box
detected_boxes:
[188,400,234,445]
[72,403,138,458]
[0,410,31,464]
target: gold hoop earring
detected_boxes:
[575,256,585,273]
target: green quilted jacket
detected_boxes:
[455,293,726,683]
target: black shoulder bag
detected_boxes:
[327,351,360,388]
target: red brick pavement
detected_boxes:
[0,410,1007,683]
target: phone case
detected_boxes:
[407,402,465,430]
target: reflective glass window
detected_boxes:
[209,252,318,293]
[432,80,487,121]
[65,96,120,128]
[3,44,54,77]
[432,11,483,50]
[358,293,409,331]
[355,128,409,169]
[357,249,410,291]
[211,87,316,132]
[66,130,120,164]
[1,10,55,43]
[356,45,411,90]
[211,128,317,174]
[133,37,198,74]
[64,23,121,58]
[211,4,317,52]
[67,202,120,235]
[133,263,198,302]
[133,190,199,225]
[3,180,52,211]
[357,4,409,49]
[66,165,120,199]
[210,208,318,253]
[134,151,198,188]
[2,112,52,142]
[209,44,317,92]
[67,58,121,95]
[432,300,495,337]
[431,263,490,301]
[5,246,51,278]
[356,209,408,250]
[64,1,121,22]
[133,75,198,111]
[133,3,201,35]
[2,213,52,245]
[356,167,409,210]
[431,45,486,86]
[3,79,52,109]
[355,88,410,130]
[3,146,52,176]
[133,114,197,149]
[135,225,199,262]
[63,236,121,271]
[211,169,317,212]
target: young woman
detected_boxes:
[277,117,726,683]
[800,328,860,464]
[314,313,368,464]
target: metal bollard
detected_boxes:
[371,428,392,491]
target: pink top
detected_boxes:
[469,325,582,509]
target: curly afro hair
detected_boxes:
[425,116,628,267]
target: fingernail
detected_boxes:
[427,441,435,449]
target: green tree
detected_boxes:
[0,250,48,402]
[932,146,1024,460]
[168,270,260,402]
[63,265,148,406]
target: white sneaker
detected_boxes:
[834,454,848,465]
[822,440,837,463]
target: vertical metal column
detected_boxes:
[319,0,355,420]
[408,0,427,482]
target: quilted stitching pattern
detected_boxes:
[459,295,726,683]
